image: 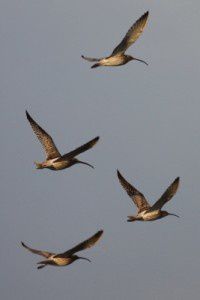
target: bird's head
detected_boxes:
[74,255,91,263]
[161,211,180,218]
[125,55,134,62]
[127,55,148,65]
[75,158,94,169]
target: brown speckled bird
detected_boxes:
[21,230,103,269]
[26,111,99,170]
[82,11,149,68]
[117,170,180,222]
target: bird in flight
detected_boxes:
[26,111,99,170]
[117,170,180,222]
[21,230,103,269]
[82,11,149,68]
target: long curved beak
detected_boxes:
[78,160,94,169]
[168,213,180,218]
[78,256,91,263]
[134,58,148,66]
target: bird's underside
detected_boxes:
[82,54,148,68]
[127,209,162,222]
[82,55,129,68]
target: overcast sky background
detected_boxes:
[1,1,200,299]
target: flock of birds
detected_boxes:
[21,11,180,269]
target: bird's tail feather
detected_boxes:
[127,216,137,222]
[34,162,43,169]
[37,264,46,270]
[91,63,100,68]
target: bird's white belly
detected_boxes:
[137,210,160,221]
[101,56,123,66]
[52,257,70,266]
[143,210,160,221]
[46,158,71,170]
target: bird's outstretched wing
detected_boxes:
[81,55,101,62]
[55,230,103,258]
[56,136,99,162]
[149,177,180,211]
[21,242,54,258]
[26,111,61,160]
[111,11,149,56]
[117,170,150,212]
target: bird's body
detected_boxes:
[117,170,180,222]
[129,209,164,222]
[49,256,75,266]
[90,55,134,68]
[37,255,77,267]
[21,230,103,269]
[26,111,99,171]
[82,11,149,68]
[34,157,78,171]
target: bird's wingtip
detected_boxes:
[91,63,100,68]
[95,230,104,239]
[174,177,180,184]
[94,136,100,143]
[25,110,32,121]
[117,169,122,177]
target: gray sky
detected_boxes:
[1,1,200,299]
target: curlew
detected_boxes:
[117,170,180,222]
[82,11,149,68]
[26,111,99,170]
[21,230,103,269]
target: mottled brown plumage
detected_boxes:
[26,111,99,170]
[117,170,180,222]
[21,230,103,269]
[82,11,149,68]
[117,170,150,213]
